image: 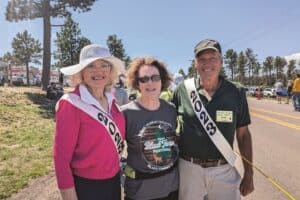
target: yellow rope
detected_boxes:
[236,152,297,200]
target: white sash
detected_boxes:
[184,78,244,177]
[57,93,124,158]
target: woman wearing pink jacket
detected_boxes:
[54,44,125,200]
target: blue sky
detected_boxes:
[1,0,300,74]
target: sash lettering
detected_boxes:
[59,93,124,158]
[184,78,244,177]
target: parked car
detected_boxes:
[247,87,256,96]
[263,88,276,98]
[12,77,24,86]
[247,87,262,97]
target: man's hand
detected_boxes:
[240,172,254,196]
[236,126,254,196]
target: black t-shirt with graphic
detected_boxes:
[121,99,178,200]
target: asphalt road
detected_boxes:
[242,97,300,200]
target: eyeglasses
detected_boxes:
[87,62,112,71]
[138,75,161,83]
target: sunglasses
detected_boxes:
[138,75,161,83]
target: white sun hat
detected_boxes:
[60,44,125,76]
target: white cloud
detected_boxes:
[284,52,300,64]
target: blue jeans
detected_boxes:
[292,93,300,110]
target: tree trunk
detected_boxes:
[41,1,51,90]
[9,64,12,86]
[248,65,251,85]
[26,63,30,86]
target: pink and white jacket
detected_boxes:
[53,84,125,189]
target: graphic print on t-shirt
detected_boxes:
[139,121,178,171]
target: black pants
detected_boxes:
[125,190,178,200]
[74,173,121,200]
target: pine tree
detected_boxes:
[11,30,42,86]
[55,16,91,68]
[245,48,257,85]
[187,60,196,78]
[263,56,274,85]
[178,68,186,78]
[6,0,98,89]
[106,35,131,69]
[224,49,238,81]
[286,59,296,79]
[237,52,246,84]
[274,56,287,80]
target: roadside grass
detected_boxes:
[0,87,56,199]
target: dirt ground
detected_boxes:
[6,172,126,200]
[5,173,61,200]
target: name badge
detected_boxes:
[216,110,233,123]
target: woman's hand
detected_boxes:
[60,187,78,200]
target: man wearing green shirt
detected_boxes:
[172,39,254,200]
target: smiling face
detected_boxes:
[137,65,162,99]
[81,59,112,90]
[195,49,222,81]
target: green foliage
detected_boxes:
[55,16,91,68]
[263,56,274,85]
[12,30,42,66]
[245,48,257,85]
[224,49,238,81]
[106,34,131,68]
[178,68,186,78]
[274,56,287,80]
[187,60,196,78]
[1,52,16,65]
[287,59,296,79]
[6,0,97,22]
[251,62,261,85]
[11,30,42,86]
[0,53,18,85]
[237,51,246,84]
[6,0,98,89]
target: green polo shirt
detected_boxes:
[172,76,251,160]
